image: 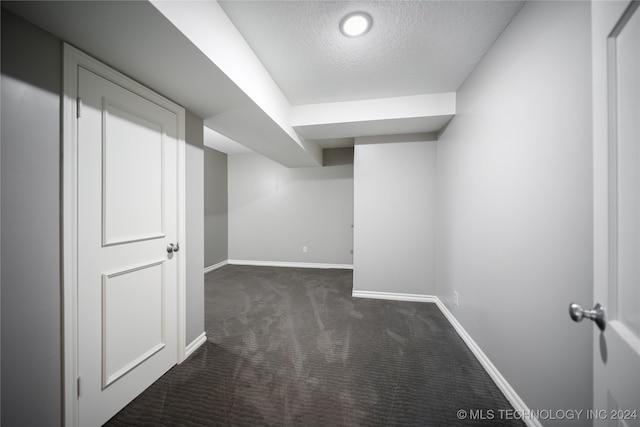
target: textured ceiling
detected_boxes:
[219,1,524,106]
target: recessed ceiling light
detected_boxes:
[340,12,372,37]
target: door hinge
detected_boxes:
[76,97,82,118]
[77,376,81,398]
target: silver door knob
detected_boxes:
[569,302,606,331]
[166,243,180,254]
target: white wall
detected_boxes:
[228,152,353,266]
[353,136,438,296]
[437,2,593,423]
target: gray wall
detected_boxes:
[204,147,228,268]
[228,152,353,265]
[185,111,205,345]
[1,10,63,426]
[353,137,438,295]
[436,2,593,423]
[1,10,206,424]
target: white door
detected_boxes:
[592,1,640,426]
[76,64,183,426]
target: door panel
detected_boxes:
[102,260,166,388]
[102,99,166,245]
[77,66,180,426]
[614,2,640,339]
[593,2,640,426]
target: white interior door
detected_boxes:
[592,1,640,426]
[75,63,184,426]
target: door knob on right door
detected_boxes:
[569,302,606,331]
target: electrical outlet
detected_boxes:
[302,246,308,253]
[453,291,459,307]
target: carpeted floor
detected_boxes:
[105,265,525,426]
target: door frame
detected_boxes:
[61,44,187,426]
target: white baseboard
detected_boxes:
[228,259,353,270]
[204,260,228,274]
[432,300,542,427]
[184,332,207,359]
[351,290,437,303]
[352,290,540,427]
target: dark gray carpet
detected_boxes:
[105,265,525,426]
